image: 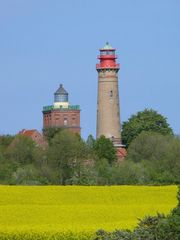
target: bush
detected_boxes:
[127,132,180,184]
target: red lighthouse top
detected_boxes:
[96,42,120,70]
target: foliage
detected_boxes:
[127,131,180,184]
[0,122,179,186]
[86,134,95,153]
[95,229,133,240]
[42,127,63,143]
[0,162,14,184]
[47,130,87,184]
[70,165,97,185]
[110,161,150,185]
[5,135,36,165]
[0,135,14,152]
[94,136,117,164]
[122,109,173,147]
[11,164,42,185]
[95,159,112,185]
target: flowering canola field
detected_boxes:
[0,185,177,239]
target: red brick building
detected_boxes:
[19,129,48,149]
[42,84,81,134]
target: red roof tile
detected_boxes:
[19,129,38,137]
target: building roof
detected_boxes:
[54,84,68,95]
[19,129,38,137]
[18,129,48,149]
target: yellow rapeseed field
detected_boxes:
[0,185,178,239]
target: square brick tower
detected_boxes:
[42,84,81,134]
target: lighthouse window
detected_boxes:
[100,51,106,56]
[55,94,68,103]
[100,50,115,55]
[110,90,113,97]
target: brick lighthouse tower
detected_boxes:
[96,42,122,147]
[43,84,81,134]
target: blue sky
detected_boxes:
[0,0,179,139]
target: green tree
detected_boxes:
[110,161,151,185]
[43,127,63,143]
[122,109,173,147]
[0,149,14,184]
[127,132,180,184]
[127,131,171,163]
[11,164,41,185]
[47,130,87,185]
[95,159,112,185]
[86,134,95,151]
[6,135,36,165]
[0,135,14,153]
[94,136,117,164]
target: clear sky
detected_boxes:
[0,0,179,139]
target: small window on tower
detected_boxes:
[72,117,76,125]
[110,90,113,97]
[64,118,68,126]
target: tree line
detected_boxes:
[0,108,179,185]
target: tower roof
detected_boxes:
[102,42,113,50]
[54,84,69,103]
[54,84,68,95]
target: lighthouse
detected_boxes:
[42,84,81,134]
[96,43,122,147]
